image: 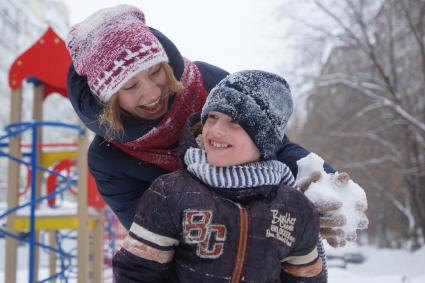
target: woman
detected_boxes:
[66,4,366,249]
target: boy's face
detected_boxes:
[202,112,260,167]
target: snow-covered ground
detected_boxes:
[326,242,425,283]
[0,239,424,282]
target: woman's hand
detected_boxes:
[298,171,369,248]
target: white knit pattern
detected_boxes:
[98,52,168,102]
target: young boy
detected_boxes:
[113,70,325,282]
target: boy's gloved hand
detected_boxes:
[298,171,369,248]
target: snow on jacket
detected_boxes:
[67,27,334,230]
[112,160,325,283]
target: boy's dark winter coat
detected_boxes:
[67,27,334,230]
[113,169,323,283]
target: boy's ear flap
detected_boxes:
[191,120,204,149]
[195,134,204,149]
[191,121,203,137]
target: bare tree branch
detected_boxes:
[331,131,403,160]
[340,155,398,169]
[399,0,425,82]
[314,74,425,133]
[361,168,416,233]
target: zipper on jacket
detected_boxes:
[231,206,249,283]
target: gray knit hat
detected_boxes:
[201,70,293,159]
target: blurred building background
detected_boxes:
[0,0,75,202]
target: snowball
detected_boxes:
[296,153,367,241]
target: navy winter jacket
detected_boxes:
[67,27,334,230]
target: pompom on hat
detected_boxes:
[66,4,169,102]
[201,70,293,159]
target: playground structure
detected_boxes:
[0,27,124,282]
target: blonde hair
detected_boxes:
[99,63,183,140]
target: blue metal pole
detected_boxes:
[28,124,38,283]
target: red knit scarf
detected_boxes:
[111,59,208,171]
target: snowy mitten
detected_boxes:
[296,153,369,248]
[297,170,346,247]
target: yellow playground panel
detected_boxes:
[12,215,100,231]
[40,150,77,169]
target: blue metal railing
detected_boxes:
[0,121,84,283]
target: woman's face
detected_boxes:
[202,111,260,167]
[117,64,169,120]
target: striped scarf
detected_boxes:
[112,58,208,171]
[184,148,296,189]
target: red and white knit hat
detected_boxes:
[66,5,169,102]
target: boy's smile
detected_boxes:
[209,140,231,149]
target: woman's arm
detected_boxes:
[90,165,148,230]
[88,135,169,229]
[67,64,105,134]
[276,135,334,177]
[194,61,229,92]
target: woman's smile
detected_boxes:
[138,95,167,115]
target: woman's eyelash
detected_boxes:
[123,83,137,90]
[151,67,161,75]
